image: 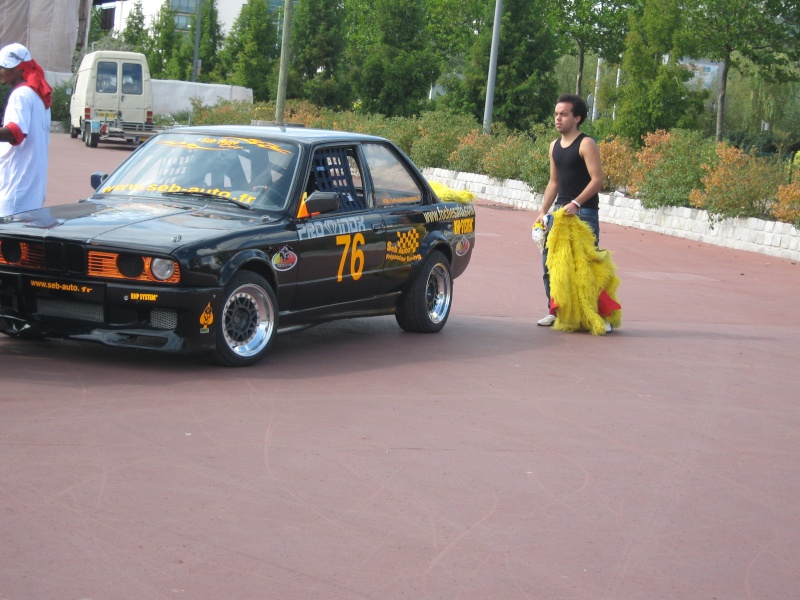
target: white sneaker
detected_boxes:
[604,322,612,333]
[537,314,556,326]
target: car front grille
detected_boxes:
[150,309,177,330]
[45,241,87,274]
[36,298,104,322]
[1,238,86,274]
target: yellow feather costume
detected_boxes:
[428,181,475,204]
[545,209,622,335]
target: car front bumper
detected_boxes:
[0,271,222,353]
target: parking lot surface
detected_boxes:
[1,133,799,599]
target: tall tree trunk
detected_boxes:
[715,53,730,142]
[576,44,585,97]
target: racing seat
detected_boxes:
[312,148,363,212]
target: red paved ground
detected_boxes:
[1,133,798,599]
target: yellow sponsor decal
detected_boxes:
[130,292,158,301]
[386,229,422,263]
[158,137,291,153]
[29,280,94,294]
[200,302,214,333]
[423,204,476,223]
[102,182,257,204]
[453,218,474,234]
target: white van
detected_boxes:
[69,51,155,147]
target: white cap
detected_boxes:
[0,43,31,69]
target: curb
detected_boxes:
[423,167,799,263]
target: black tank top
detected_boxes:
[552,132,599,210]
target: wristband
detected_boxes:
[570,200,581,209]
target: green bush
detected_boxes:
[407,110,478,168]
[633,129,717,209]
[690,143,788,222]
[50,83,71,127]
[448,129,494,174]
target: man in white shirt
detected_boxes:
[0,43,52,217]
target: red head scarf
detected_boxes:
[17,59,53,109]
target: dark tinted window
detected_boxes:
[121,63,143,95]
[96,62,117,94]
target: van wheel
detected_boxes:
[70,127,79,139]
[85,132,99,148]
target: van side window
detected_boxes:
[96,62,118,94]
[122,63,143,95]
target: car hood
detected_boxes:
[0,199,280,253]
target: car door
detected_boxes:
[293,144,386,310]
[360,142,431,295]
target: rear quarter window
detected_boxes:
[362,143,423,207]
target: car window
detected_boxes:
[305,146,366,213]
[96,133,300,211]
[96,62,118,94]
[362,143,423,206]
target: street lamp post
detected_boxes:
[191,0,202,82]
[482,0,503,134]
[275,0,293,124]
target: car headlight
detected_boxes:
[150,258,176,281]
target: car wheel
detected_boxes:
[213,272,278,367]
[395,250,452,333]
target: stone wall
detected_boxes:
[423,167,800,262]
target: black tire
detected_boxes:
[213,272,278,367]
[88,132,99,148]
[2,328,46,341]
[70,126,79,139]
[395,250,452,333]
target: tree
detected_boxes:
[447,0,561,131]
[555,0,634,97]
[291,0,351,108]
[425,0,488,71]
[220,0,280,102]
[195,0,225,82]
[614,0,706,141]
[121,1,149,52]
[684,0,800,142]
[352,0,440,117]
[145,1,179,78]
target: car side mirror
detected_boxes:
[91,172,109,190]
[304,191,339,215]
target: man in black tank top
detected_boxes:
[534,94,604,326]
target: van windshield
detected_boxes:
[96,132,301,212]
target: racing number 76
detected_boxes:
[336,233,365,282]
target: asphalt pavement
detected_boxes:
[1,132,798,599]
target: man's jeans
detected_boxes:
[542,206,600,308]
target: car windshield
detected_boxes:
[95,132,300,211]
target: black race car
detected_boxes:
[0,126,475,366]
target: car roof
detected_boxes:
[161,125,389,147]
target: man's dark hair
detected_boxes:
[557,93,588,127]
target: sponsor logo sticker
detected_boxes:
[272,246,298,271]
